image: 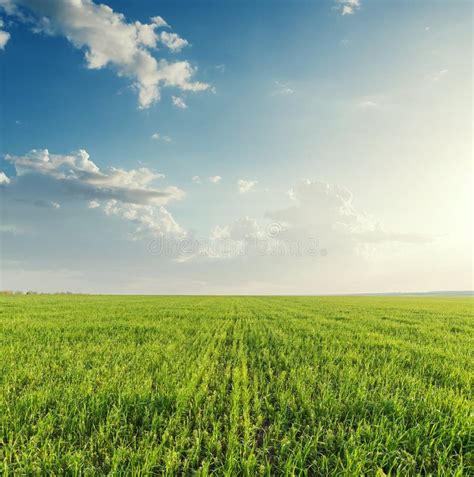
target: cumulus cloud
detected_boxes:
[102,200,186,239]
[267,180,433,247]
[0,171,10,184]
[238,179,258,194]
[4,148,185,238]
[0,0,209,108]
[336,0,360,15]
[0,18,10,49]
[269,181,363,230]
[212,217,263,241]
[208,175,222,184]
[172,217,268,262]
[4,149,185,205]
[199,179,433,261]
[158,31,188,52]
[172,95,187,109]
[149,16,168,28]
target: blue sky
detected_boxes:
[0,0,472,293]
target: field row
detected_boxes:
[1,296,472,475]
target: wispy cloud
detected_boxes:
[272,80,294,96]
[151,132,171,142]
[357,100,379,109]
[0,224,23,235]
[172,96,187,109]
[430,69,448,82]
[354,94,389,110]
[208,175,222,184]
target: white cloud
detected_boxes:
[238,179,258,194]
[0,171,10,184]
[430,69,448,82]
[172,96,187,109]
[4,149,185,238]
[103,200,186,239]
[354,95,389,110]
[0,0,209,108]
[272,80,294,96]
[208,175,222,184]
[267,180,433,248]
[195,179,433,263]
[357,100,378,108]
[150,16,168,28]
[158,31,188,52]
[4,149,184,205]
[151,132,171,141]
[336,0,360,15]
[0,18,10,49]
[213,217,263,241]
[175,217,268,262]
[191,175,201,184]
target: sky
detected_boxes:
[0,0,472,294]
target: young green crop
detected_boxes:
[0,295,472,475]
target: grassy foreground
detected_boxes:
[0,295,472,475]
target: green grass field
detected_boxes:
[0,295,472,475]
